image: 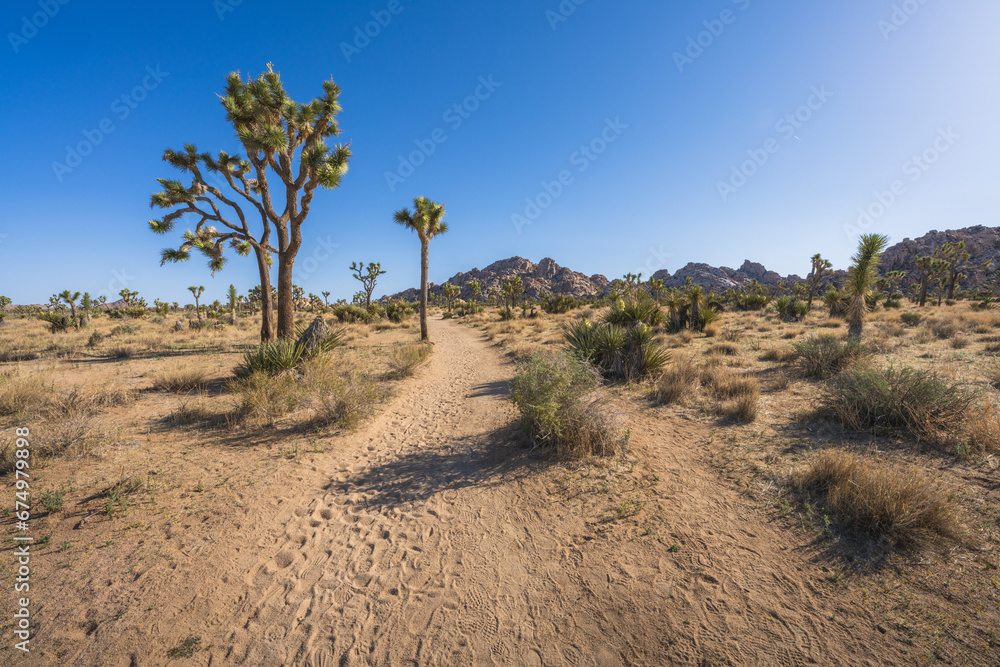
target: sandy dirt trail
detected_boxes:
[38,317,905,666]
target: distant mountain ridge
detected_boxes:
[386,225,999,300]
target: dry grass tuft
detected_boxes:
[152,367,209,393]
[0,370,49,417]
[793,449,962,550]
[387,343,432,378]
[760,344,797,363]
[651,357,700,406]
[302,357,388,429]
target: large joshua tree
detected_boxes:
[394,197,448,342]
[149,64,351,341]
[845,233,889,343]
[60,290,81,320]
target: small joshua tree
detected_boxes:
[394,197,449,342]
[60,290,81,321]
[0,296,11,323]
[322,290,331,307]
[350,261,387,309]
[228,285,239,324]
[442,282,461,313]
[845,234,889,342]
[467,279,482,304]
[806,254,832,309]
[188,286,205,321]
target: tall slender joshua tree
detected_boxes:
[845,234,890,343]
[188,286,205,321]
[149,64,351,341]
[393,197,448,342]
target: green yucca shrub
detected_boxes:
[383,300,414,323]
[332,304,371,323]
[565,319,669,382]
[235,327,344,378]
[604,292,665,327]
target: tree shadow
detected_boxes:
[330,422,551,511]
[468,380,509,398]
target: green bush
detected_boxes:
[794,335,866,378]
[604,293,664,327]
[565,319,669,381]
[509,351,628,458]
[900,312,922,327]
[499,308,515,321]
[333,304,371,323]
[235,327,344,378]
[541,294,579,314]
[824,365,978,443]
[111,323,140,336]
[383,300,413,323]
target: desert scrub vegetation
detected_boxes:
[793,334,867,378]
[792,449,962,551]
[821,364,996,453]
[151,366,209,393]
[301,357,388,429]
[510,351,628,459]
[651,356,699,406]
[235,326,344,378]
[387,343,431,378]
[564,318,669,381]
[701,367,760,423]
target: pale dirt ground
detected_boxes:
[0,310,998,665]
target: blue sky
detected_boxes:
[2,0,998,304]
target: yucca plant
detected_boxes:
[235,326,344,378]
[824,287,845,318]
[565,319,670,381]
[687,285,704,330]
[845,234,890,342]
[604,291,664,327]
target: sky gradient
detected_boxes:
[2,0,998,304]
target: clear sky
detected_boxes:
[2,0,998,304]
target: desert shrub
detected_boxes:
[761,344,797,363]
[111,323,140,336]
[388,343,431,378]
[651,357,699,405]
[509,351,628,458]
[0,371,48,417]
[383,300,413,323]
[931,320,957,340]
[793,335,866,378]
[698,307,720,329]
[152,367,209,393]
[703,323,719,338]
[719,390,759,423]
[793,449,961,549]
[107,344,136,359]
[87,331,105,347]
[541,294,579,314]
[228,371,302,428]
[565,319,669,381]
[950,335,969,350]
[188,318,216,330]
[332,304,371,324]
[824,365,978,443]
[605,293,664,327]
[709,342,739,356]
[499,308,515,321]
[302,358,387,428]
[235,328,344,378]
[702,367,759,401]
[721,328,742,342]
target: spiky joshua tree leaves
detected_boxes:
[149,64,351,341]
[845,234,889,343]
[806,254,832,309]
[394,197,448,342]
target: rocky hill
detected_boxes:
[879,225,1000,286]
[386,257,609,301]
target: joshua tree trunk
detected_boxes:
[847,317,863,343]
[257,255,276,342]
[275,228,302,340]
[194,297,202,320]
[419,236,429,341]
